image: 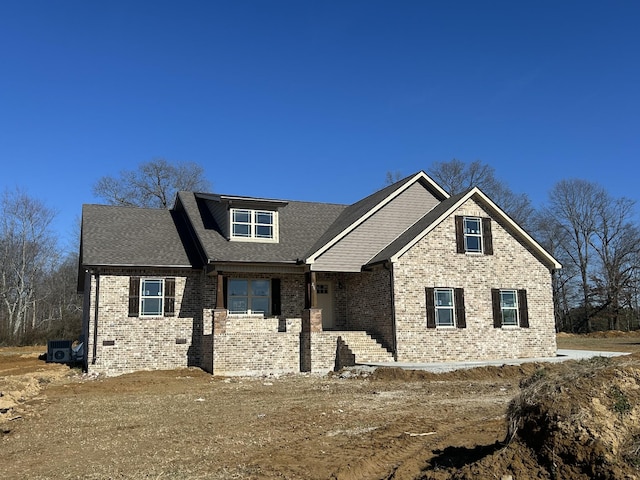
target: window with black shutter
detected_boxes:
[455,216,493,255]
[426,287,466,328]
[492,288,529,328]
[128,277,177,317]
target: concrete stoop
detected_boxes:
[336,331,395,363]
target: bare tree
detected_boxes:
[385,171,403,185]
[0,189,58,342]
[589,196,640,330]
[533,210,579,331]
[93,158,211,209]
[427,159,533,226]
[428,159,500,195]
[545,179,607,332]
[35,253,83,341]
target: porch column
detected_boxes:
[305,271,318,309]
[303,271,322,332]
[213,272,227,334]
[216,272,225,309]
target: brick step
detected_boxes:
[336,331,395,363]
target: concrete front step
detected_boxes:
[336,331,395,363]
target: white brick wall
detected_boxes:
[85,268,202,377]
[393,198,557,362]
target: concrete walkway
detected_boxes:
[360,349,631,373]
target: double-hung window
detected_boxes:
[499,290,518,326]
[141,279,163,316]
[492,288,529,328]
[228,279,271,315]
[434,288,455,327]
[426,287,466,329]
[231,208,276,241]
[128,277,176,317]
[463,217,482,253]
[455,216,493,255]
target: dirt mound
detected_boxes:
[0,347,74,427]
[558,330,640,339]
[422,355,640,479]
[370,363,539,382]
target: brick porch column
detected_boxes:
[213,309,228,334]
[300,307,322,372]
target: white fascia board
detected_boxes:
[473,189,562,270]
[390,187,562,270]
[307,171,449,264]
[419,170,451,200]
[389,189,476,263]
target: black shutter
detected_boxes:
[482,218,493,255]
[455,216,465,253]
[164,278,176,317]
[491,288,502,328]
[128,277,140,317]
[271,278,281,316]
[426,287,436,328]
[518,289,529,328]
[454,288,466,328]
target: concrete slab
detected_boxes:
[359,349,631,373]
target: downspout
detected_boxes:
[91,272,100,365]
[81,270,91,372]
[384,261,398,360]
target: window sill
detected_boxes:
[229,237,279,244]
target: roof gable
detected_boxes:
[305,171,449,263]
[367,187,562,270]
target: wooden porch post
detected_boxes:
[216,273,225,309]
[305,271,317,309]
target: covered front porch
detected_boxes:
[201,265,396,375]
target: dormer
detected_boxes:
[196,193,288,243]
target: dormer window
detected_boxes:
[231,208,278,242]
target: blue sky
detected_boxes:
[2,1,639,252]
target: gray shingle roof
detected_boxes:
[80,204,195,267]
[176,192,348,264]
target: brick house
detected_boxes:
[78,171,561,376]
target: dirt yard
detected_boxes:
[2,333,640,479]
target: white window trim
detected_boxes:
[463,216,483,254]
[500,289,519,327]
[434,288,456,328]
[229,208,279,243]
[140,278,164,317]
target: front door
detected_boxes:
[316,282,334,329]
